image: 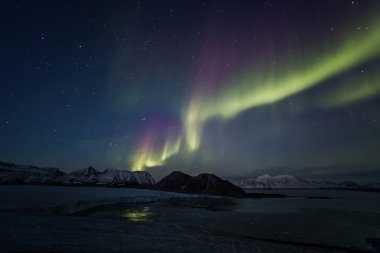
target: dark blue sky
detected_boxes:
[1,0,380,180]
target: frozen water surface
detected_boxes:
[0,186,379,253]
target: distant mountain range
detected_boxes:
[2,161,379,193]
[238,174,380,190]
[0,161,155,186]
[0,162,247,197]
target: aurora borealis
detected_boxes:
[182,11,380,152]
[1,0,380,180]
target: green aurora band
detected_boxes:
[183,15,380,151]
[316,69,380,109]
[131,13,380,171]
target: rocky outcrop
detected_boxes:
[156,171,246,197]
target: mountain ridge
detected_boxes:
[0,161,155,186]
[156,171,247,197]
[238,174,380,190]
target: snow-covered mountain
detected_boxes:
[0,161,155,186]
[239,175,313,189]
[96,169,155,185]
[238,174,377,190]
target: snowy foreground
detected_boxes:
[0,186,380,253]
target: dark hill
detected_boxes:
[155,171,192,191]
[156,171,247,197]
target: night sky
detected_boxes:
[1,0,380,180]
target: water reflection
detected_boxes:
[121,207,152,222]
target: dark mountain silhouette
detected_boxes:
[156,171,247,197]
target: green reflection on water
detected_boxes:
[121,207,152,222]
